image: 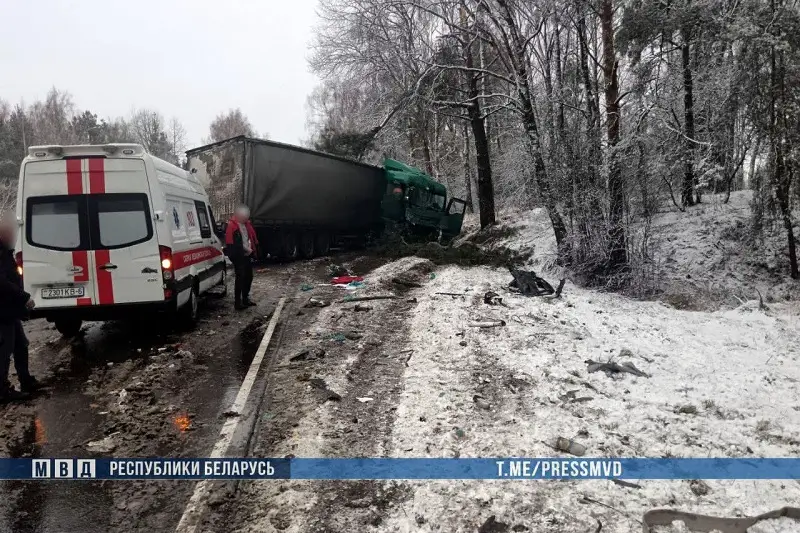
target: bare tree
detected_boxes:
[206,109,255,143]
[130,109,171,159]
[166,117,188,165]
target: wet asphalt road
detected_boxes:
[0,259,316,533]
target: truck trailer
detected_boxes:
[185,136,465,260]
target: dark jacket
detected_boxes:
[224,218,259,260]
[0,243,30,323]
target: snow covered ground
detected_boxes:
[377,265,800,532]
[472,191,800,309]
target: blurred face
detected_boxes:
[0,217,15,248]
[235,206,250,223]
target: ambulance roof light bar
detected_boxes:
[27,144,145,158]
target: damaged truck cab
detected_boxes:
[381,159,466,242]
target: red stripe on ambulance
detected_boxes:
[66,158,82,194]
[89,159,115,305]
[94,249,115,305]
[67,159,90,284]
[72,249,89,283]
[88,158,105,193]
[172,247,223,270]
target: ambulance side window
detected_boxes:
[167,198,188,243]
[194,201,211,239]
[183,200,201,242]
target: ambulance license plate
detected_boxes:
[41,287,85,299]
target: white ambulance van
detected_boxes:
[14,144,227,336]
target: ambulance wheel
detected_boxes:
[55,318,82,338]
[299,232,315,259]
[178,284,199,329]
[314,232,331,256]
[216,268,228,298]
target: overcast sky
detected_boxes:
[0,0,320,148]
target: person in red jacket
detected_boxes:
[225,205,259,310]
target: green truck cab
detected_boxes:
[381,159,467,242]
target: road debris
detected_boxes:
[86,433,119,453]
[353,304,372,312]
[473,395,491,410]
[642,506,800,533]
[327,263,349,277]
[689,479,711,496]
[340,294,397,303]
[612,479,642,489]
[332,275,364,285]
[508,267,564,297]
[309,378,342,402]
[559,390,594,403]
[586,359,650,378]
[117,389,129,409]
[392,276,423,288]
[483,290,503,305]
[304,297,330,308]
[289,347,326,362]
[468,320,506,328]
[546,436,587,456]
[478,515,510,533]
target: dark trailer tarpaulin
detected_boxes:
[243,140,386,233]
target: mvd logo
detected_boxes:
[32,459,96,479]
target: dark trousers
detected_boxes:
[232,256,254,304]
[0,320,30,393]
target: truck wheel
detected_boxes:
[280,232,299,261]
[299,232,315,259]
[315,232,331,256]
[55,318,82,338]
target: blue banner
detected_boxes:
[1,458,799,480]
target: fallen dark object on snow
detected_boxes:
[340,294,397,303]
[392,277,422,288]
[586,359,650,378]
[478,515,510,533]
[484,290,503,305]
[309,378,341,402]
[612,479,642,489]
[508,267,565,297]
[468,320,506,328]
[642,506,800,533]
[289,347,326,362]
[304,297,330,308]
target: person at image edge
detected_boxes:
[0,213,40,402]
